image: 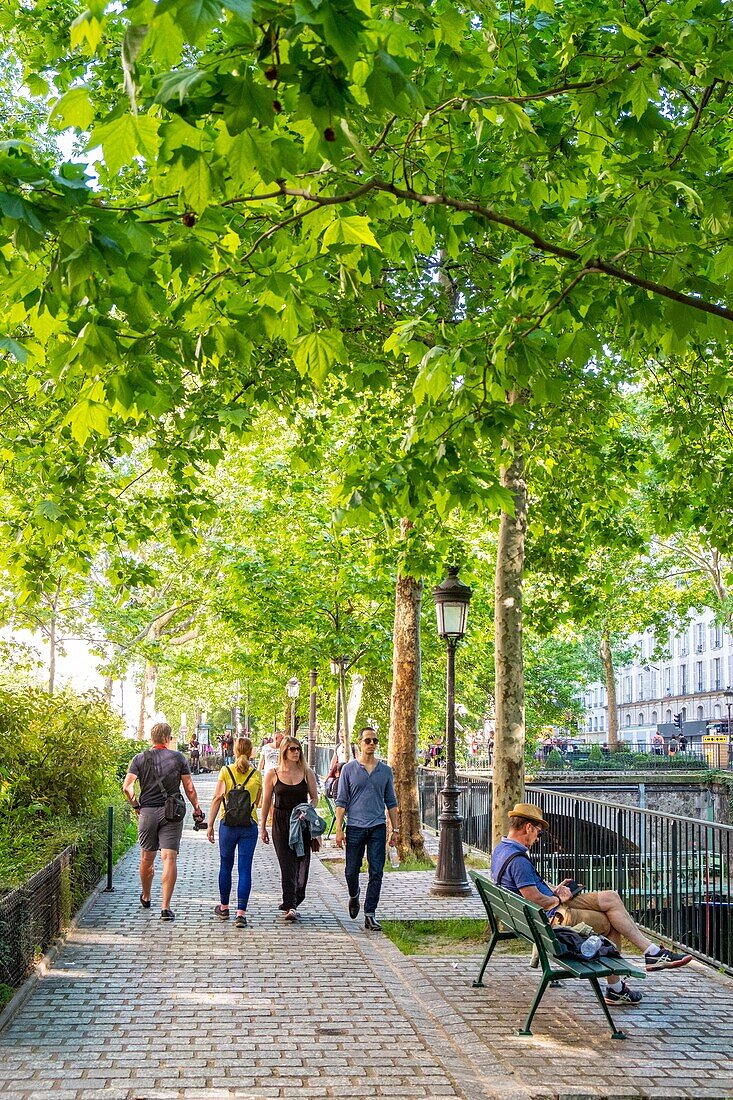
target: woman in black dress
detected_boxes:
[260,737,319,920]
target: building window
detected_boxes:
[695,623,705,653]
[665,709,672,723]
[697,706,704,720]
[680,665,688,694]
[600,714,605,730]
[637,673,644,700]
[713,624,724,649]
[651,711,657,724]
[625,714,631,726]
[664,667,672,695]
[624,676,631,703]
[638,712,644,726]
[713,657,721,691]
[679,632,689,657]
[696,661,704,692]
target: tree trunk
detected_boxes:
[388,537,427,861]
[137,661,158,739]
[104,676,114,704]
[599,630,619,750]
[492,449,528,847]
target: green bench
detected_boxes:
[470,871,645,1040]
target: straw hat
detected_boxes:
[507,802,549,831]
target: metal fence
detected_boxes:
[0,806,132,990]
[461,744,732,773]
[418,768,733,973]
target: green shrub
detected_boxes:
[545,748,565,769]
[588,743,604,763]
[0,687,136,887]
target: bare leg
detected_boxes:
[596,891,652,952]
[160,849,178,911]
[140,850,155,902]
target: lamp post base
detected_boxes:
[430,814,472,897]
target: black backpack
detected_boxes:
[222,766,255,827]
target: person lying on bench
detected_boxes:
[491,802,692,1006]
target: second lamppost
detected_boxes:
[430,565,473,897]
[287,676,300,738]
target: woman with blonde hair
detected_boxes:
[260,737,319,920]
[207,735,262,928]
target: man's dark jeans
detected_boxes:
[345,823,387,914]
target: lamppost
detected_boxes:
[308,669,317,768]
[430,565,473,897]
[287,676,300,739]
[724,688,733,769]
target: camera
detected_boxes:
[192,810,208,832]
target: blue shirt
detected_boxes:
[490,838,557,908]
[335,759,397,827]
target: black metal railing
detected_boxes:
[462,743,732,773]
[0,806,132,990]
[418,768,733,973]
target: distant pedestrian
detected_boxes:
[189,734,200,775]
[260,737,319,920]
[258,730,285,826]
[223,731,235,765]
[668,735,679,756]
[335,726,399,932]
[679,732,688,752]
[651,731,664,756]
[122,722,204,921]
[207,735,262,928]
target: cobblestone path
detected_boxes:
[1,775,732,1100]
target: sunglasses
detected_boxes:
[362,738,378,745]
[287,746,301,752]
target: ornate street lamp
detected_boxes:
[430,565,473,897]
[286,676,301,739]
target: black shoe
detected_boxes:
[140,893,151,909]
[348,895,360,920]
[364,914,382,932]
[234,915,247,928]
[214,905,230,921]
[160,909,175,921]
[645,947,692,972]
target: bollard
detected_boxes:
[104,805,114,892]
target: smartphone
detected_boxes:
[564,880,584,898]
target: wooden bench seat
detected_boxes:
[470,871,645,1040]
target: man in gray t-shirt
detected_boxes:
[123,722,203,921]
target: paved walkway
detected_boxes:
[1,775,732,1100]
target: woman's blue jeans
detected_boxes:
[218,820,258,910]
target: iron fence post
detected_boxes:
[616,810,624,896]
[573,802,580,881]
[671,820,679,941]
[104,806,114,892]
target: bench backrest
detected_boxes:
[472,873,568,961]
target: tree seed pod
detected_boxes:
[324,127,336,141]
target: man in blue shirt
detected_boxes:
[335,726,399,931]
[492,802,691,1007]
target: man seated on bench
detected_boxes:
[491,802,692,1007]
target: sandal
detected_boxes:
[140,893,151,909]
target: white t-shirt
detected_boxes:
[260,742,281,773]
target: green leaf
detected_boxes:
[50,88,95,131]
[220,0,253,21]
[156,0,223,44]
[91,115,160,175]
[0,336,29,363]
[321,215,381,250]
[292,330,345,383]
[65,399,110,446]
